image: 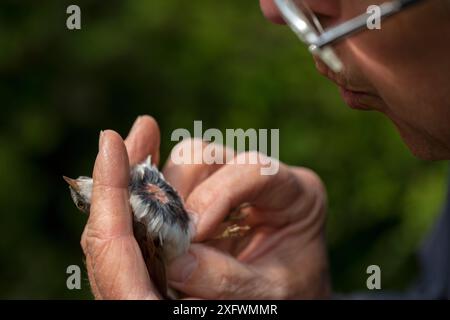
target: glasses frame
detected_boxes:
[274,0,427,72]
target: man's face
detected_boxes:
[260,0,450,160]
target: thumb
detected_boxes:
[167,244,273,299]
[84,130,157,299]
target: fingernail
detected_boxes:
[99,130,105,148]
[167,252,197,283]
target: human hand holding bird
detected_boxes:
[73,116,163,299]
[66,115,330,300]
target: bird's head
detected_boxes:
[63,176,93,214]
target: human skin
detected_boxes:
[82,117,329,299]
[81,1,450,299]
[261,0,450,160]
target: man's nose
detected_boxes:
[260,0,341,26]
[259,0,285,24]
[303,0,341,18]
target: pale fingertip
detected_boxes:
[94,130,130,188]
[89,151,133,240]
[99,130,104,148]
[125,115,161,166]
[140,115,161,164]
[129,116,144,137]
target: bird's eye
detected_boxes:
[76,202,85,211]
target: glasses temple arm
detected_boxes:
[314,0,427,49]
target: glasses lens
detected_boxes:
[294,0,324,34]
[275,0,344,72]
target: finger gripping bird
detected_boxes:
[64,156,193,299]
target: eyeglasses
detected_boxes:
[274,0,427,73]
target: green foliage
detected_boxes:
[0,0,447,298]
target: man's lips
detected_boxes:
[314,57,377,110]
[338,87,374,110]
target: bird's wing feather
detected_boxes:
[133,220,169,299]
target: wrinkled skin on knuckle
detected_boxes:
[232,151,274,191]
[80,229,89,254]
[88,237,142,299]
[81,223,129,261]
[213,263,260,300]
[232,151,267,171]
[290,239,330,299]
[80,227,107,259]
[288,167,328,226]
[188,186,218,213]
[214,271,236,300]
[293,167,327,205]
[170,138,207,163]
[95,248,126,297]
[267,277,292,300]
[258,223,330,299]
[81,227,103,257]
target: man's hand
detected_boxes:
[81,115,330,299]
[163,139,331,299]
[80,116,161,299]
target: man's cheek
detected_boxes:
[259,0,285,24]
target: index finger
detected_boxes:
[187,153,326,242]
[162,139,234,199]
[187,153,292,241]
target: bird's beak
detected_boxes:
[63,176,80,191]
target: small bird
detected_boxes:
[64,156,193,299]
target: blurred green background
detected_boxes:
[0,0,447,299]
